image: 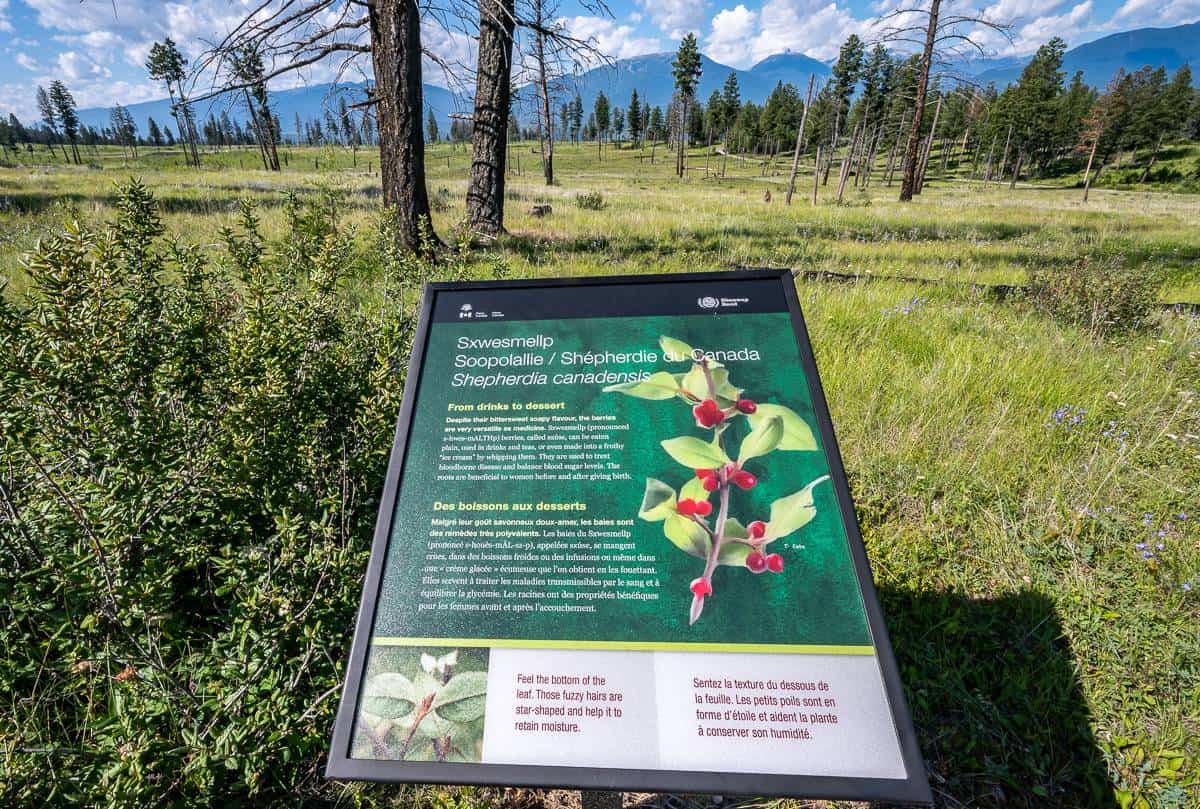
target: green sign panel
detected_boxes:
[327,270,930,804]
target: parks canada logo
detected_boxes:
[697,296,749,310]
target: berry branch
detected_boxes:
[605,335,831,625]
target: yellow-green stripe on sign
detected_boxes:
[369,637,876,655]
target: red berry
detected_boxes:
[695,468,715,480]
[736,399,757,414]
[748,520,767,539]
[702,476,719,492]
[766,553,784,573]
[693,500,713,517]
[690,577,713,597]
[695,399,725,427]
[692,404,723,428]
[733,470,757,490]
[677,499,697,516]
[745,551,767,574]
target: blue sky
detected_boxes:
[0,0,1196,120]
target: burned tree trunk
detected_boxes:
[467,0,516,236]
[899,0,940,201]
[535,19,553,186]
[369,0,440,249]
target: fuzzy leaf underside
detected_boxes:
[433,670,488,723]
[361,673,416,719]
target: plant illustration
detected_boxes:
[354,649,488,762]
[604,335,830,625]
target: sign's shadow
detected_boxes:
[878,586,1115,807]
[622,588,1114,808]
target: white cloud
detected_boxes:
[0,0,12,33]
[1111,0,1200,27]
[57,51,111,83]
[706,5,758,66]
[636,0,707,39]
[1010,0,1094,53]
[704,0,860,67]
[982,0,1068,25]
[14,52,39,72]
[420,19,476,90]
[561,15,664,61]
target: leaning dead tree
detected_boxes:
[196,0,458,250]
[875,0,1011,202]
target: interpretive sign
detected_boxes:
[327,269,931,803]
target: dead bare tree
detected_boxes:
[195,0,456,251]
[468,0,611,234]
[466,0,517,237]
[875,0,1011,201]
[785,75,816,205]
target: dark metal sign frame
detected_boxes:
[326,269,932,805]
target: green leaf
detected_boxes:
[748,404,818,451]
[433,670,488,723]
[638,478,677,522]
[661,436,730,469]
[664,513,711,559]
[659,335,694,362]
[716,519,751,566]
[723,517,749,539]
[679,364,739,403]
[767,475,830,539]
[680,476,710,502]
[361,673,416,719]
[738,415,783,463]
[717,542,752,567]
[602,371,680,400]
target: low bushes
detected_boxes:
[0,181,425,804]
[1025,254,1164,335]
[573,190,606,210]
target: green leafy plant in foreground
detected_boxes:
[0,180,420,804]
[354,650,488,763]
[605,335,828,624]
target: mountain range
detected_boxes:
[76,20,1198,141]
[953,20,1199,87]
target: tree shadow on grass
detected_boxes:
[879,587,1116,808]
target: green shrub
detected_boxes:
[0,180,431,805]
[1025,254,1164,336]
[574,190,606,211]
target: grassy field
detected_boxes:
[1,142,1198,808]
[4,141,1199,301]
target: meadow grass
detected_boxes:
[3,141,1199,300]
[1,141,1197,808]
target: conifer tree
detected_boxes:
[671,33,702,177]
